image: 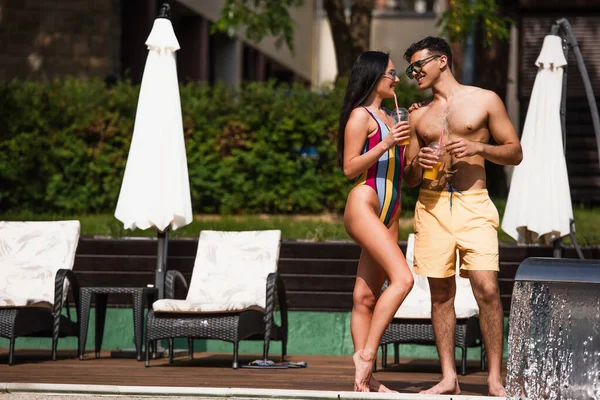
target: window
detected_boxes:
[317,0,437,16]
[375,0,436,14]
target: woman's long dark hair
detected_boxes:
[337,51,390,168]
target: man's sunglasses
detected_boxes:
[405,55,441,79]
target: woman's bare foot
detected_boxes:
[352,350,374,392]
[369,377,396,393]
[420,377,461,395]
[488,381,506,397]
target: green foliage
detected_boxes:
[212,0,304,54]
[0,79,134,214]
[437,0,512,47]
[0,78,425,215]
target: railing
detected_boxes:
[71,237,599,314]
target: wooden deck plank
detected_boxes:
[0,350,503,396]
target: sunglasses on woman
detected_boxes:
[381,69,398,80]
[405,55,441,79]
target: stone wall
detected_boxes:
[0,0,121,81]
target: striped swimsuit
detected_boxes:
[354,107,406,226]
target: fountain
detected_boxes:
[507,257,600,399]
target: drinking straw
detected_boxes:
[393,93,401,122]
[439,129,445,147]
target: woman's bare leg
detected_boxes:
[351,257,396,390]
[351,219,400,392]
[351,251,386,352]
[345,195,413,392]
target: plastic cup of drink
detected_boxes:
[422,141,444,181]
[391,107,410,145]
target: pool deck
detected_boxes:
[0,350,506,399]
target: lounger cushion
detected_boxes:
[0,221,80,308]
[152,300,264,314]
[393,234,479,319]
[153,230,281,314]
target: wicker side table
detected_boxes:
[78,286,158,361]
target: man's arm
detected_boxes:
[403,109,426,188]
[480,91,523,165]
[445,91,523,166]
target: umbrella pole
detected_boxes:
[551,27,569,157]
[554,18,600,169]
[155,229,184,358]
[550,26,570,259]
[550,18,593,260]
[152,229,169,359]
[154,2,174,296]
[156,230,169,299]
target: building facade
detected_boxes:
[0,0,445,87]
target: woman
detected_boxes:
[337,51,414,392]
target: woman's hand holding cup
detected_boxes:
[391,107,410,146]
[384,121,411,149]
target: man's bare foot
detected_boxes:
[370,377,396,393]
[420,378,461,395]
[352,350,374,392]
[488,380,506,397]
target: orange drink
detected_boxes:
[423,161,442,180]
[422,141,444,181]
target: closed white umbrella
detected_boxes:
[502,35,573,245]
[115,4,192,297]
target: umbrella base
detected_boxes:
[110,345,186,360]
[110,348,150,360]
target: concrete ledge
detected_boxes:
[0,383,503,400]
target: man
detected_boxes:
[403,37,522,396]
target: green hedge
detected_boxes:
[0,78,425,215]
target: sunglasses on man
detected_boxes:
[405,55,441,79]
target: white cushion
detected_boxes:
[393,234,479,320]
[0,220,80,308]
[152,299,264,314]
[153,230,281,314]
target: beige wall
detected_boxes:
[177,0,315,82]
[314,15,442,87]
[371,17,443,76]
[314,18,337,87]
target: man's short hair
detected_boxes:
[404,37,453,70]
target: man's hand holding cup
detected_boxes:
[419,142,445,181]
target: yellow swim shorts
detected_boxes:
[413,189,499,278]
